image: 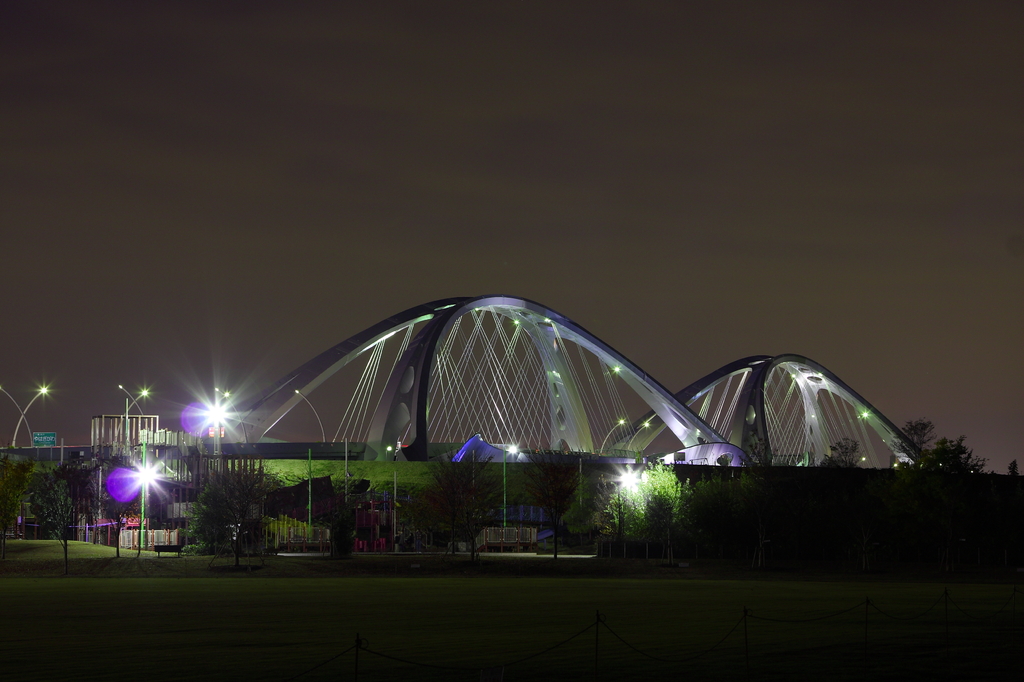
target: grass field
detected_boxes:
[1,541,1020,681]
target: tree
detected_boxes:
[0,456,34,559]
[918,436,986,474]
[903,418,936,450]
[599,464,687,561]
[821,438,862,468]
[312,481,356,558]
[897,418,936,463]
[523,454,581,558]
[1009,460,1019,476]
[736,435,786,567]
[421,455,501,562]
[640,464,686,562]
[684,477,740,560]
[31,472,75,575]
[188,458,279,566]
[888,436,985,570]
[564,469,602,542]
[740,435,775,467]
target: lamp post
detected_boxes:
[598,419,627,455]
[504,445,518,528]
[625,421,651,458]
[117,385,149,415]
[4,386,47,448]
[206,399,225,459]
[215,388,249,444]
[294,389,326,442]
[118,386,149,460]
[0,386,35,448]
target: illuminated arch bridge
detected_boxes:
[236,296,912,467]
[668,355,917,468]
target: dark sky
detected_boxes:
[2,2,1021,470]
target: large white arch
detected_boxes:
[674,355,917,467]
[240,295,741,462]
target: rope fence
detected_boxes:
[283,586,1024,681]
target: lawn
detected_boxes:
[0,542,1020,681]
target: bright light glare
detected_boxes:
[39,386,48,394]
[206,404,227,425]
[137,465,159,487]
[620,472,639,491]
[509,445,519,454]
[107,466,158,503]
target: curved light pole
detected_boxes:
[5,386,48,448]
[1,386,31,447]
[598,419,627,455]
[216,388,249,444]
[118,385,150,460]
[294,389,326,443]
[625,420,651,453]
[117,385,149,415]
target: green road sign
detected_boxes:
[32,432,57,447]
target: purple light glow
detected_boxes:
[106,467,142,503]
[180,401,208,434]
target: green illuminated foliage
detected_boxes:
[0,456,34,559]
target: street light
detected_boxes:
[598,418,627,454]
[612,471,639,545]
[294,389,326,442]
[216,388,249,444]
[118,385,150,415]
[4,386,48,448]
[206,401,226,458]
[118,385,150,460]
[136,462,158,556]
[504,445,518,528]
[625,420,651,453]
[1,386,31,447]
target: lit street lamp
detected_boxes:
[118,385,150,459]
[118,385,149,415]
[504,445,518,528]
[206,400,227,458]
[2,386,48,448]
[216,388,249,444]
[136,463,157,555]
[294,389,326,442]
[598,418,627,454]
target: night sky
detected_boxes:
[2,2,1021,470]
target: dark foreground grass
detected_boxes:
[1,543,1021,681]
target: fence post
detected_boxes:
[743,606,750,682]
[944,588,949,658]
[355,632,361,682]
[594,610,600,682]
[864,596,869,669]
